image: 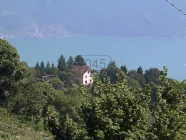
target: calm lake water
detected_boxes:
[7,36,186,81]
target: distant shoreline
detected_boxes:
[5,34,186,40]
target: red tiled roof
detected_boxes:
[71,65,90,75]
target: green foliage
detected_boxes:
[51,62,58,75]
[6,64,56,129]
[128,70,145,88]
[105,61,121,84]
[137,66,143,74]
[74,55,85,66]
[61,115,79,140]
[48,78,65,90]
[35,62,40,69]
[58,55,67,72]
[34,61,58,78]
[0,39,25,101]
[126,76,141,90]
[40,61,45,69]
[7,79,55,123]
[58,70,76,88]
[99,68,107,83]
[120,65,128,74]
[147,67,186,139]
[40,61,45,76]
[45,61,52,75]
[79,72,151,139]
[51,91,84,139]
[144,68,160,102]
[35,62,41,77]
[0,108,53,140]
[45,105,60,136]
[2,40,186,140]
[144,68,160,86]
[53,91,82,117]
[67,56,75,68]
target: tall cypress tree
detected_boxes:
[40,61,45,69]
[35,62,40,70]
[35,62,41,77]
[46,61,52,75]
[67,56,74,68]
[58,55,67,72]
[51,62,56,75]
[52,62,55,69]
[121,65,128,74]
[40,61,45,76]
[137,66,143,75]
[46,62,50,68]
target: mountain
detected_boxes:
[0,0,186,38]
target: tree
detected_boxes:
[99,68,107,83]
[40,61,45,69]
[59,114,89,140]
[137,66,143,75]
[50,90,86,139]
[58,55,67,72]
[51,62,57,75]
[52,63,55,69]
[35,62,40,69]
[34,62,41,77]
[126,75,141,90]
[144,68,160,85]
[46,62,52,75]
[7,72,56,128]
[147,67,186,139]
[48,78,64,90]
[58,70,76,88]
[45,105,60,135]
[40,61,45,76]
[106,61,121,84]
[0,39,25,102]
[120,65,128,74]
[74,55,85,66]
[144,68,160,102]
[79,72,151,139]
[46,61,50,68]
[67,56,74,68]
[128,70,145,88]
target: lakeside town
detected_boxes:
[0,23,76,39]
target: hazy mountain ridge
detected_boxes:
[0,0,186,38]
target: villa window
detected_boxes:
[85,81,87,84]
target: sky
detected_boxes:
[8,36,186,81]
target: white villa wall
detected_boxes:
[83,69,93,85]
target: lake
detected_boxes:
[7,36,186,81]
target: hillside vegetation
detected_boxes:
[1,38,186,139]
[0,108,53,140]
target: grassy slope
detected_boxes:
[0,108,53,140]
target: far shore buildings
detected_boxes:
[71,65,94,86]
